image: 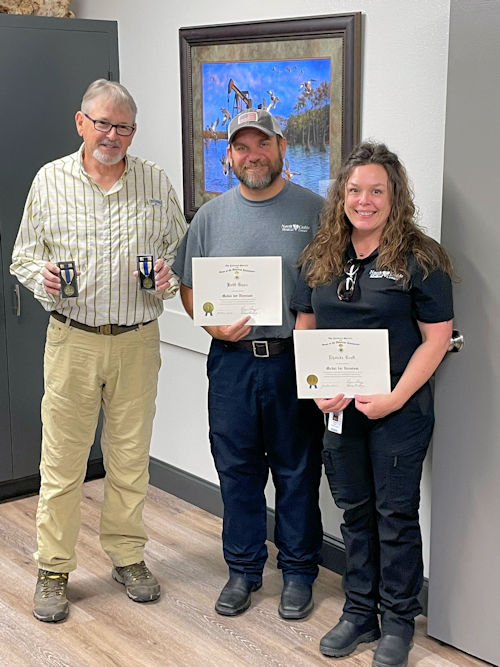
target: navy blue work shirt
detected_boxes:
[291,243,454,375]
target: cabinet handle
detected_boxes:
[13,284,21,317]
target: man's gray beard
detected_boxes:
[234,156,283,190]
[93,147,124,165]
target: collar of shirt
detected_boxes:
[77,144,130,195]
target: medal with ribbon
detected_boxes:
[59,261,75,296]
[137,255,154,289]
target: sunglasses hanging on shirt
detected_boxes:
[337,259,362,302]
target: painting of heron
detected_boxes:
[201,58,331,197]
[179,14,361,219]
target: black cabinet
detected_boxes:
[0,15,119,499]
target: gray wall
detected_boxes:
[428,1,500,663]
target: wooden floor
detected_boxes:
[0,480,489,667]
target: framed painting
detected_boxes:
[179,14,361,220]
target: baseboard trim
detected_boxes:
[149,457,428,614]
[0,459,105,503]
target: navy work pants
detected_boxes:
[322,382,434,642]
[207,339,324,585]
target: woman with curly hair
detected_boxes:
[292,142,454,667]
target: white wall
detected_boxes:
[73,0,451,575]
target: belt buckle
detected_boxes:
[252,340,269,358]
[99,324,112,335]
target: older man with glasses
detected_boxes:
[10,79,187,622]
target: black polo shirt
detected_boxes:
[291,245,454,375]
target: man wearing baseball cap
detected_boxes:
[226,108,284,142]
[173,108,324,620]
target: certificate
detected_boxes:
[192,256,282,326]
[293,329,391,398]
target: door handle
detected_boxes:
[13,284,21,317]
[448,329,464,353]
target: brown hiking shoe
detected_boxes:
[112,561,160,602]
[33,569,69,622]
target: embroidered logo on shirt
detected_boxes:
[281,224,310,233]
[369,269,403,281]
[149,198,163,206]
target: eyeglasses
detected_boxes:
[337,259,361,301]
[83,112,135,136]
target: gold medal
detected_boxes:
[64,284,75,296]
[143,277,153,289]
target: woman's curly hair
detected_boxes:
[302,142,454,286]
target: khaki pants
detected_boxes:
[35,316,161,572]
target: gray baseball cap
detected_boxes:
[227,109,283,143]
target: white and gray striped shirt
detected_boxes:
[10,146,188,326]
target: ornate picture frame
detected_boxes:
[179,14,361,220]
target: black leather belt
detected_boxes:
[223,337,293,358]
[51,311,153,336]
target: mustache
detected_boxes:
[98,139,121,148]
[243,161,269,169]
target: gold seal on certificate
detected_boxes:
[57,261,79,299]
[137,255,155,291]
[203,302,214,316]
[306,374,319,388]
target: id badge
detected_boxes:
[328,411,343,434]
[137,255,156,291]
[57,261,78,298]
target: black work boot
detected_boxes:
[373,634,413,667]
[320,619,380,657]
[215,575,261,616]
[279,580,314,620]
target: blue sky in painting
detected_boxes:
[202,58,330,130]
